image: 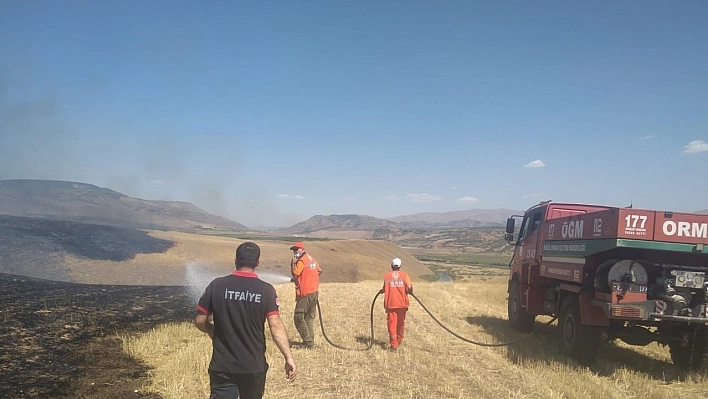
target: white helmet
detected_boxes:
[391,258,402,268]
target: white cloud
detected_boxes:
[452,185,458,190]
[276,194,304,200]
[407,193,442,203]
[382,194,400,202]
[684,139,708,155]
[640,134,654,140]
[457,196,478,203]
[150,179,165,185]
[524,159,546,168]
[522,193,543,200]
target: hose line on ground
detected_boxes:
[315,291,555,350]
[315,291,381,351]
[411,292,557,347]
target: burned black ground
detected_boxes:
[0,215,175,281]
[0,273,194,399]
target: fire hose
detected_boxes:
[315,291,556,350]
[315,291,381,351]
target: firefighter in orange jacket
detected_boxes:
[290,242,322,348]
[379,257,413,350]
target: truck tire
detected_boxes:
[669,326,707,370]
[508,280,535,333]
[558,296,599,365]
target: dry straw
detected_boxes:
[125,278,708,399]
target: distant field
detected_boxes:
[391,226,511,253]
[204,233,335,243]
[414,252,512,281]
[415,253,511,268]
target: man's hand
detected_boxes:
[194,313,214,339]
[290,277,298,284]
[285,357,297,382]
[267,314,297,382]
[378,289,384,295]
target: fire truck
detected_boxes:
[505,201,708,367]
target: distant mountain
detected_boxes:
[0,179,247,231]
[697,209,708,214]
[386,208,519,229]
[279,214,400,239]
[279,212,511,251]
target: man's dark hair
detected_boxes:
[235,242,260,269]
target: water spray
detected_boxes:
[184,262,292,303]
[257,271,292,285]
[185,261,221,303]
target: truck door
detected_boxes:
[516,207,545,284]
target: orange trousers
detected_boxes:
[386,308,407,349]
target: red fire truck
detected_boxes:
[505,201,708,367]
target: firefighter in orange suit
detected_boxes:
[290,242,322,348]
[379,257,413,350]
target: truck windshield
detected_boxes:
[518,211,543,241]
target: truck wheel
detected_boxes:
[508,280,535,333]
[669,326,707,370]
[558,296,599,365]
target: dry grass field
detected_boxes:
[5,225,708,399]
[125,279,708,399]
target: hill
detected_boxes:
[387,208,519,228]
[282,209,518,235]
[385,226,510,253]
[0,179,512,251]
[698,209,708,214]
[278,213,510,252]
[0,215,175,281]
[0,179,247,231]
[0,213,431,284]
[278,214,401,239]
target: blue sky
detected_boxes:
[1,1,707,227]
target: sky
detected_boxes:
[1,1,707,228]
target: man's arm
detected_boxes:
[267,314,297,382]
[291,259,304,277]
[291,259,305,285]
[194,313,214,339]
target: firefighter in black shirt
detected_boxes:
[195,242,296,399]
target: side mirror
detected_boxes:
[504,232,514,242]
[505,217,515,234]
